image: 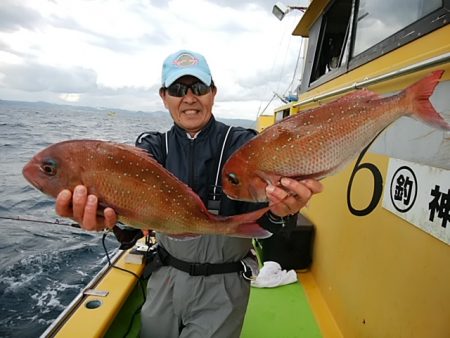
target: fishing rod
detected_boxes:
[0,215,147,249]
[0,215,81,228]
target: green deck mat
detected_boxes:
[106,278,321,337]
[241,281,322,338]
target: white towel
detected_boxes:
[251,261,297,288]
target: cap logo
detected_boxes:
[173,53,198,68]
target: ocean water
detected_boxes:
[0,101,173,337]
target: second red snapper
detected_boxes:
[22,140,271,238]
[222,70,450,202]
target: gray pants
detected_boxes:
[140,266,250,338]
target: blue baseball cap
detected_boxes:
[161,50,212,87]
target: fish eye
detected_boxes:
[227,173,240,186]
[41,159,58,176]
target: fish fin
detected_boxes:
[220,206,273,239]
[233,222,273,239]
[334,88,381,103]
[166,233,201,240]
[110,142,154,158]
[406,70,450,130]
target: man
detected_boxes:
[55,50,322,337]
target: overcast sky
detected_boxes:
[0,0,308,120]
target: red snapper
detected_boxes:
[22,140,271,238]
[222,70,450,202]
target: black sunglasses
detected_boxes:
[166,82,211,97]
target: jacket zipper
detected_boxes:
[188,138,196,189]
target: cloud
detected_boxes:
[0,0,308,120]
[0,0,43,32]
[0,62,97,92]
[59,93,80,102]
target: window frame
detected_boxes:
[300,0,450,93]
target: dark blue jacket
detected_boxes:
[136,116,289,231]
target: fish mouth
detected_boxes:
[249,185,269,203]
[223,192,239,201]
[224,184,268,203]
[22,164,43,191]
[224,191,266,203]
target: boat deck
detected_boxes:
[105,271,340,338]
[49,248,340,337]
[242,276,321,337]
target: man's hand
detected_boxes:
[265,178,323,217]
[56,185,117,231]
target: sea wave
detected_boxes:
[0,101,172,336]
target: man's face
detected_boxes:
[160,75,216,136]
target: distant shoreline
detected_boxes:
[0,99,256,128]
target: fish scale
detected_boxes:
[222,70,450,202]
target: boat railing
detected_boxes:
[39,249,123,338]
[294,52,450,106]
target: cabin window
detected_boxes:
[300,0,448,92]
[309,0,353,83]
[352,0,442,56]
[275,108,290,122]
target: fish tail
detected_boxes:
[405,70,450,130]
[234,221,273,239]
[217,206,273,239]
